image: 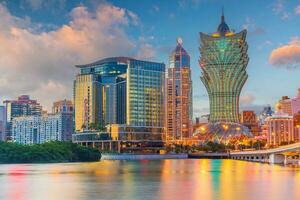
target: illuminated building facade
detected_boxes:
[291,89,300,115]
[199,12,248,123]
[240,110,260,136]
[52,99,73,114]
[265,112,294,146]
[166,38,193,140]
[74,57,129,131]
[74,73,102,131]
[278,96,292,115]
[293,113,300,142]
[74,57,165,148]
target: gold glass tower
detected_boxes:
[74,74,102,131]
[166,38,193,140]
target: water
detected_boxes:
[0,159,300,200]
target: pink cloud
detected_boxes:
[0,3,155,110]
[269,37,300,69]
[295,6,300,14]
[240,93,255,105]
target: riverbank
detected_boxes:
[101,153,188,160]
[0,141,101,164]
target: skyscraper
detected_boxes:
[199,11,249,123]
[166,38,193,140]
[74,73,103,131]
[291,89,300,115]
[74,57,165,142]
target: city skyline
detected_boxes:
[0,0,300,117]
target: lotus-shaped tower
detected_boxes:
[199,12,249,123]
[198,11,252,142]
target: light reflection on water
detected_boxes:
[0,159,299,200]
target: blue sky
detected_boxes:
[1,0,300,117]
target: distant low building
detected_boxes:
[3,95,42,140]
[278,96,292,116]
[12,112,73,145]
[0,106,6,141]
[240,110,260,136]
[52,99,73,114]
[258,106,274,125]
[265,110,294,146]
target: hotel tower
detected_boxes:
[199,11,249,123]
[166,38,193,140]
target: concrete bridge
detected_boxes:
[230,142,300,164]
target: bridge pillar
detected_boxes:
[269,154,285,164]
[284,155,288,165]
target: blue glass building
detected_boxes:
[74,57,166,146]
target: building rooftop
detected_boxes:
[217,9,230,36]
[75,56,164,68]
[75,57,133,68]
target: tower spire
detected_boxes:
[221,6,224,22]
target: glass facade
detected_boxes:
[127,60,165,127]
[74,57,166,141]
[166,39,193,140]
[199,14,249,123]
[74,74,102,131]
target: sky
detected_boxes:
[0,0,300,117]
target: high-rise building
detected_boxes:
[278,96,292,115]
[293,113,300,142]
[199,12,248,123]
[12,112,73,144]
[0,106,6,141]
[52,99,73,114]
[265,110,294,146]
[291,89,300,115]
[3,95,42,140]
[166,38,193,140]
[74,57,165,145]
[74,57,129,131]
[74,74,103,131]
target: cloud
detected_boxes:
[295,5,300,14]
[242,17,265,36]
[238,92,267,114]
[240,104,266,114]
[169,13,175,19]
[22,0,66,11]
[273,0,284,14]
[0,3,154,110]
[178,0,201,9]
[240,92,255,105]
[257,40,273,50]
[153,5,160,12]
[272,0,290,20]
[269,37,300,69]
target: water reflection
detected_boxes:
[0,160,299,200]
